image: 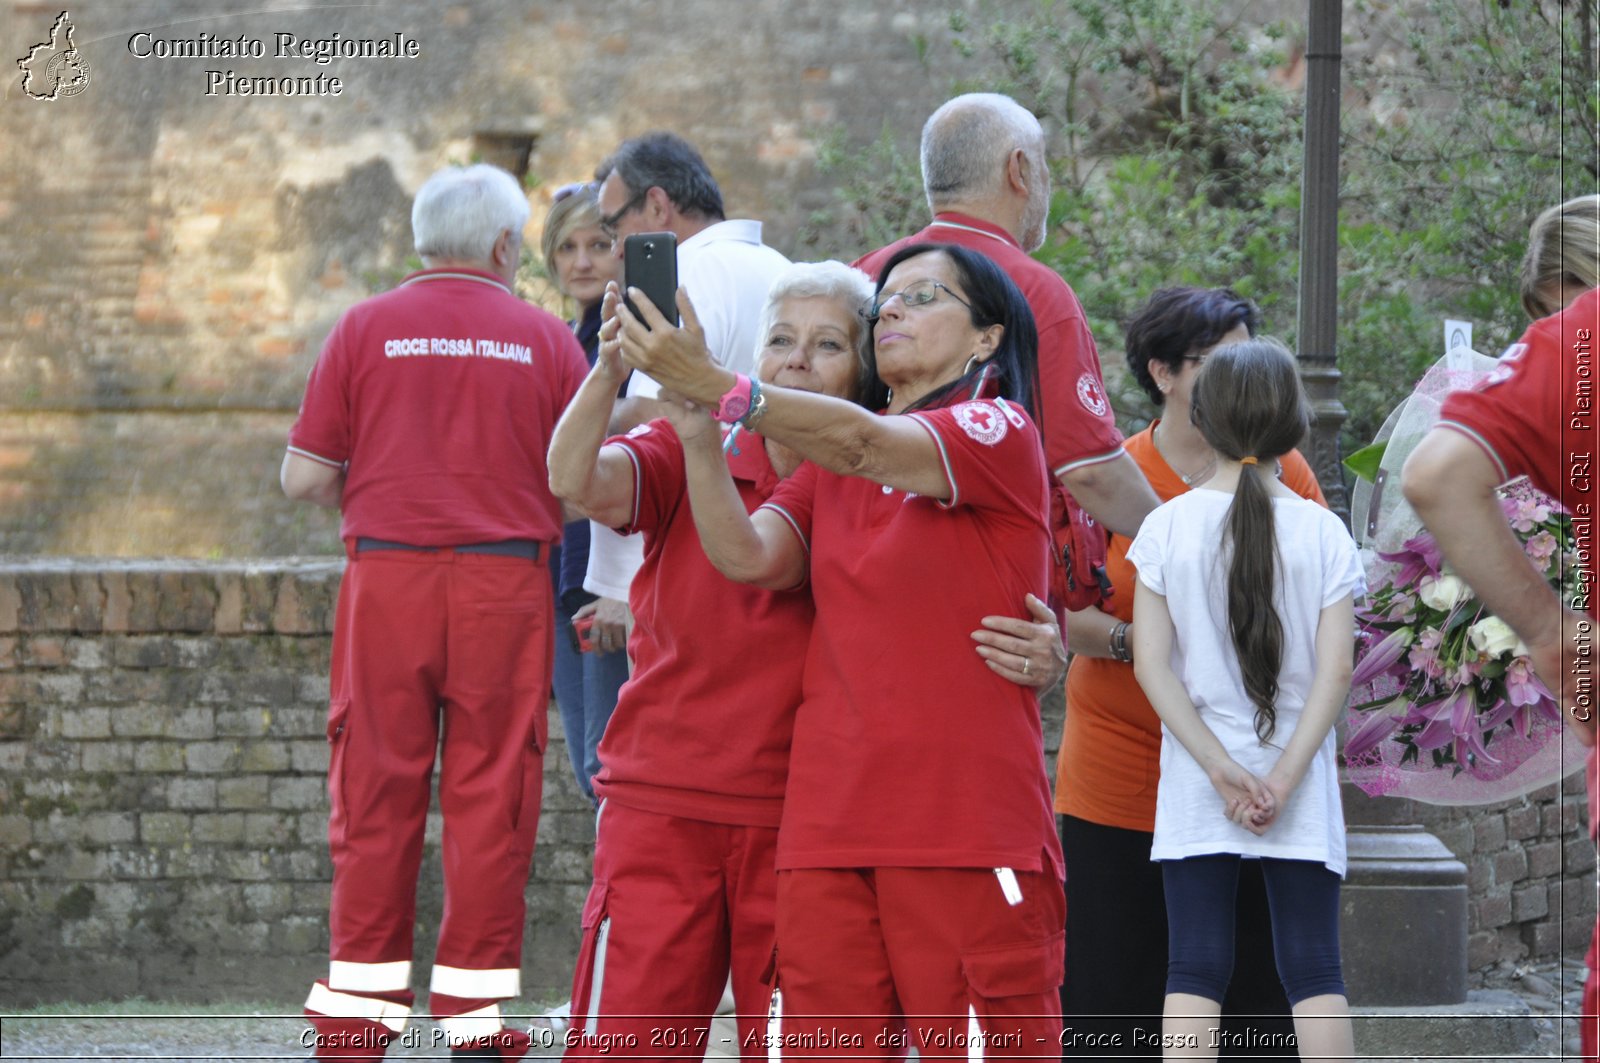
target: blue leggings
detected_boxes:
[1163,855,1345,1006]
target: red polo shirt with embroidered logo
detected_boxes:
[761,398,1063,874]
[593,420,813,827]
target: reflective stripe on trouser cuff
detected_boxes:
[329,959,411,992]
[966,1005,984,1063]
[584,916,613,1038]
[437,1004,503,1045]
[766,987,782,1063]
[305,983,411,1033]
[430,964,521,999]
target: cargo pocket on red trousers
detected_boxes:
[325,698,351,847]
[960,930,1065,1020]
[567,881,613,1038]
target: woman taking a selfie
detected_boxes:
[612,243,1064,1057]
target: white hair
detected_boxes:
[920,93,1046,212]
[412,164,531,264]
[753,261,876,362]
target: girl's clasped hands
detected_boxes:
[1212,760,1282,836]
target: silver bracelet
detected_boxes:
[1110,621,1132,663]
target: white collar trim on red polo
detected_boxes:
[928,215,1019,249]
[400,269,512,293]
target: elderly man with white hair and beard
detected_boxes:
[855,92,1159,539]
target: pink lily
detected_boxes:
[1452,726,1500,775]
[1506,657,1552,707]
[1353,626,1413,687]
[1413,688,1472,751]
[1477,696,1518,734]
[1377,535,1443,586]
[1346,704,1403,759]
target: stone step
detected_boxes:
[1352,990,1541,1060]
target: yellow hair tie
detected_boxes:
[1239,456,1259,466]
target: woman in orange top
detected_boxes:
[1055,288,1325,1058]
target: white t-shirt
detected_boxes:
[1126,487,1365,876]
[584,220,790,599]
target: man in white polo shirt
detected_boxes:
[579,132,789,663]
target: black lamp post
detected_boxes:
[1297,0,1350,523]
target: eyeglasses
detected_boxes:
[599,188,648,242]
[1182,352,1210,366]
[868,280,972,320]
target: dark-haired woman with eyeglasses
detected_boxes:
[611,242,1064,1057]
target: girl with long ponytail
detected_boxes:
[1128,338,1365,1061]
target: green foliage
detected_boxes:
[799,0,1599,454]
[798,125,930,254]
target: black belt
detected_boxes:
[355,537,543,560]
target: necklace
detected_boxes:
[1153,420,1216,487]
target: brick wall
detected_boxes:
[0,560,593,1007]
[1347,779,1597,970]
[0,559,1591,1005]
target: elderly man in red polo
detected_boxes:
[283,163,588,1060]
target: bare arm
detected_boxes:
[667,395,807,590]
[547,293,639,529]
[1058,451,1158,539]
[609,395,670,435]
[1403,427,1595,744]
[1259,594,1355,822]
[617,286,953,499]
[1131,580,1270,815]
[281,451,344,509]
[1064,602,1124,661]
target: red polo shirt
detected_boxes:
[761,398,1063,874]
[288,267,588,545]
[855,213,1124,479]
[1439,285,1599,544]
[593,420,813,827]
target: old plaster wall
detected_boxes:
[0,0,1024,556]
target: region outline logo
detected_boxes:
[17,10,91,101]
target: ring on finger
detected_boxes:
[1022,657,1031,676]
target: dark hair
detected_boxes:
[1189,338,1312,743]
[596,132,725,221]
[862,243,1040,420]
[1124,287,1260,406]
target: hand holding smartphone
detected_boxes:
[622,232,679,327]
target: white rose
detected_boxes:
[1468,615,1528,659]
[1418,574,1468,612]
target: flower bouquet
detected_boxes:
[1344,479,1586,803]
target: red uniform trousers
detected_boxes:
[305,547,550,1057]
[771,867,1064,1061]
[565,801,780,1062]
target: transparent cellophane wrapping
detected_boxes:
[1345,344,1586,804]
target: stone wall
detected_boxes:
[0,559,594,1007]
[1,559,1592,1006]
[1348,780,1597,971]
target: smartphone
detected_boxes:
[622,232,679,327]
